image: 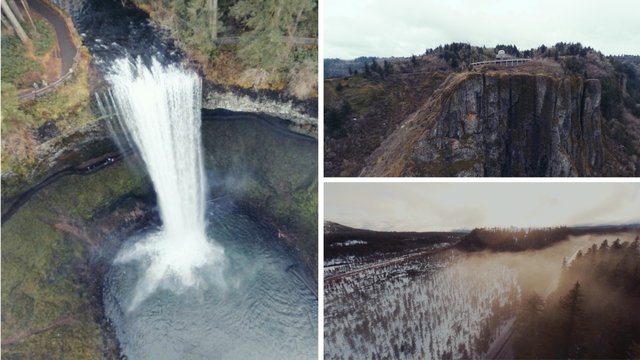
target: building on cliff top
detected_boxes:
[496,50,512,60]
[470,50,531,69]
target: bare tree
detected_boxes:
[1,12,15,33]
[1,0,30,44]
[6,0,24,22]
[207,0,218,40]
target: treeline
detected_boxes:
[324,57,374,78]
[360,59,395,79]
[331,42,610,76]
[459,226,640,252]
[459,226,574,252]
[513,237,640,359]
[324,222,461,259]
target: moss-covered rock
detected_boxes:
[1,159,151,359]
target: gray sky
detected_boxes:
[325,183,640,231]
[324,0,640,59]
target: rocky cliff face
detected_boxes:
[361,72,627,176]
[203,85,318,138]
[1,119,121,205]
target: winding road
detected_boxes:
[17,0,79,101]
[28,0,76,74]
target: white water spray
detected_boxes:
[107,57,224,310]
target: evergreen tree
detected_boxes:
[340,100,352,117]
[383,60,392,76]
[514,292,545,358]
[370,60,383,77]
[559,282,586,358]
[230,0,316,70]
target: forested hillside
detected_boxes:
[131,0,318,99]
[513,237,640,359]
[459,225,640,252]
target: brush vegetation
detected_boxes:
[1,161,150,359]
[1,6,94,183]
[132,0,317,99]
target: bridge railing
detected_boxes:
[470,58,532,69]
[18,50,81,102]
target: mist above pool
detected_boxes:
[105,57,224,310]
[105,202,318,359]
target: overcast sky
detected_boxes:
[325,183,640,232]
[324,0,640,59]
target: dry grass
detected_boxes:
[1,122,38,175]
[238,68,270,88]
[325,77,384,116]
[287,57,317,99]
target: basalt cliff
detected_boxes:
[325,44,640,177]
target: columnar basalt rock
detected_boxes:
[362,72,608,177]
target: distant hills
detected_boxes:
[324,221,465,259]
[325,221,640,256]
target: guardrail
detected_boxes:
[470,58,532,68]
[18,50,80,102]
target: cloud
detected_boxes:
[324,183,640,231]
[324,0,640,58]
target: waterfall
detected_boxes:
[107,57,224,310]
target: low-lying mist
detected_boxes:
[459,231,639,297]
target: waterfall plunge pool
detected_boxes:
[104,200,318,359]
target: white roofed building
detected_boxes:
[496,50,511,59]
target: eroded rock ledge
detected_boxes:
[203,85,318,138]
